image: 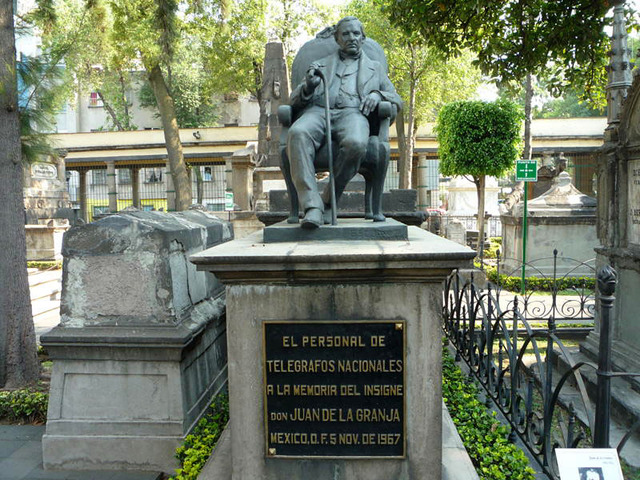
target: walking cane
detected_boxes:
[315,68,338,226]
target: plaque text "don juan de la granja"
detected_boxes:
[263,321,405,458]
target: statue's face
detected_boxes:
[336,20,363,57]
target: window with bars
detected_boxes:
[118,169,132,185]
[91,170,107,185]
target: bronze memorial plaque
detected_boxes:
[263,320,406,458]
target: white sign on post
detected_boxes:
[555,448,624,480]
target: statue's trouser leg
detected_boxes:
[322,108,369,206]
[286,107,326,213]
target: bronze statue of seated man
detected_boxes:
[285,16,402,229]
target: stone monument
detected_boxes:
[23,154,75,224]
[500,172,597,276]
[189,16,476,480]
[446,176,500,217]
[586,0,640,385]
[191,227,474,480]
[41,211,231,472]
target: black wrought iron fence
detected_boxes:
[443,263,640,479]
[491,251,596,322]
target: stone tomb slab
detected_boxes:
[262,218,408,243]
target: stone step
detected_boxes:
[27,268,62,288]
[549,346,640,467]
[29,278,61,303]
[33,307,60,342]
[31,297,60,318]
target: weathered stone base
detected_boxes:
[41,309,227,472]
[201,403,479,480]
[191,227,475,480]
[263,218,408,242]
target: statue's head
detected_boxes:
[334,16,366,58]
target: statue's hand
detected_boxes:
[360,91,382,116]
[303,63,322,95]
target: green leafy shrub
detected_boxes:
[171,392,230,480]
[443,346,535,480]
[0,390,48,423]
[483,238,502,259]
[484,264,595,293]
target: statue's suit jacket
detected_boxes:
[289,50,402,115]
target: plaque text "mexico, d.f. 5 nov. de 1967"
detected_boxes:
[263,320,406,458]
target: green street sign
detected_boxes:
[224,191,234,211]
[515,159,538,182]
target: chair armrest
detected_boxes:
[278,105,293,127]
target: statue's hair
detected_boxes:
[334,16,366,40]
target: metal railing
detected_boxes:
[443,261,640,478]
[492,251,596,322]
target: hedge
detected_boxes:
[170,392,229,480]
[443,345,535,480]
[27,260,62,270]
[0,390,48,423]
[484,265,595,293]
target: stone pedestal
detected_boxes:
[23,157,74,224]
[191,226,474,480]
[25,219,70,260]
[259,187,426,226]
[254,167,286,212]
[500,172,597,276]
[41,211,231,472]
[226,146,256,211]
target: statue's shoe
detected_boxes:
[301,208,323,229]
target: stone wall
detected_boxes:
[41,210,232,472]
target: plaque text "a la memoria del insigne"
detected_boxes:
[263,321,406,458]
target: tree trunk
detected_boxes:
[523,73,533,160]
[475,175,486,255]
[118,71,131,130]
[193,165,204,205]
[147,64,191,210]
[399,78,417,189]
[97,90,124,131]
[0,0,39,388]
[395,110,406,177]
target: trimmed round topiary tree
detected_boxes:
[436,100,522,252]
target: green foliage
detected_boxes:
[14,51,65,162]
[27,260,62,270]
[535,90,605,119]
[138,38,219,128]
[0,390,49,424]
[484,264,595,293]
[442,346,535,480]
[32,0,140,131]
[190,0,338,102]
[383,0,617,107]
[436,100,523,179]
[346,0,482,125]
[171,392,230,480]
[483,238,501,260]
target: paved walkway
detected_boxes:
[0,426,161,480]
